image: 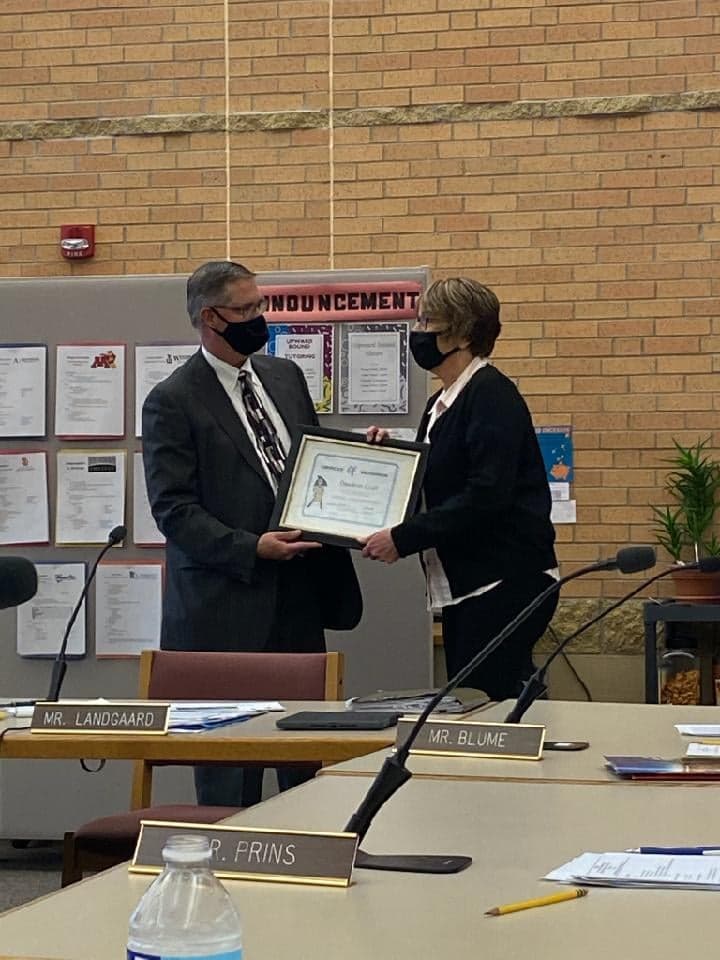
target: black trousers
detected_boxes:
[441,571,558,702]
[194,562,325,808]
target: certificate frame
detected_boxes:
[270,425,428,550]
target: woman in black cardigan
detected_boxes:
[361,277,558,700]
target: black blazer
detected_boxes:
[142,350,361,652]
[392,364,556,599]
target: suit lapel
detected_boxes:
[187,351,269,486]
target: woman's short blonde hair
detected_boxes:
[418,277,501,357]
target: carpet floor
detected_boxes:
[0,840,63,912]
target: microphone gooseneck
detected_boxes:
[344,545,656,863]
[46,525,127,702]
[505,554,713,724]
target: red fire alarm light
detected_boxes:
[60,225,95,260]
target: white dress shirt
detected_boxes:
[201,346,291,491]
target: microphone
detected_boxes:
[0,558,38,610]
[46,525,127,702]
[505,554,720,724]
[345,545,657,874]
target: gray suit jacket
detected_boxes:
[142,350,361,652]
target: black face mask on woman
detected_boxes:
[213,310,269,356]
[409,330,460,371]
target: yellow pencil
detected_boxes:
[485,888,588,916]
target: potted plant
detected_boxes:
[651,437,720,601]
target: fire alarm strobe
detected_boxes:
[60,225,95,259]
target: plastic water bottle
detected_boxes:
[127,834,243,960]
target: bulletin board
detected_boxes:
[0,267,434,841]
[0,267,433,703]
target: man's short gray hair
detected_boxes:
[186,261,255,328]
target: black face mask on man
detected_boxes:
[409,330,460,371]
[212,309,269,356]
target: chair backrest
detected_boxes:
[140,650,343,702]
[130,649,343,809]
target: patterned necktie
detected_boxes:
[237,369,286,486]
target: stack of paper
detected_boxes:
[347,688,488,715]
[169,701,284,732]
[546,852,720,890]
[684,742,720,760]
[676,724,720,739]
[604,755,720,780]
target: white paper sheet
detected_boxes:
[134,344,196,437]
[676,724,720,738]
[339,323,409,414]
[549,482,570,502]
[0,345,47,437]
[685,743,720,758]
[133,452,164,546]
[352,427,418,442]
[55,450,126,545]
[545,851,720,890]
[551,499,576,524]
[16,562,86,658]
[95,561,162,657]
[348,331,400,405]
[55,344,125,437]
[169,701,284,731]
[0,450,49,545]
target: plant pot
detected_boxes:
[671,568,720,603]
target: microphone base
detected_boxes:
[355,849,472,874]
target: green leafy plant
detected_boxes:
[651,438,720,562]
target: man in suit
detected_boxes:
[142,260,362,805]
[361,277,557,701]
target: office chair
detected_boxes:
[61,648,343,885]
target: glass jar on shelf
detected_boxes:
[658,649,701,705]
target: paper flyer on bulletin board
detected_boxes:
[0,344,47,438]
[266,324,334,413]
[55,449,126,545]
[133,451,165,546]
[259,280,420,415]
[55,342,126,438]
[536,427,573,485]
[536,426,575,523]
[95,560,163,658]
[339,322,409,415]
[135,343,197,437]
[0,449,49,546]
[16,562,87,659]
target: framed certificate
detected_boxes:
[271,426,428,549]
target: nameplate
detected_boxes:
[397,718,545,760]
[131,821,358,887]
[30,701,170,735]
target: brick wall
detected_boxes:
[1,0,719,605]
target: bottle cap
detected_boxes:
[162,834,213,864]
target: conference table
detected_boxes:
[1,770,719,960]
[0,699,411,808]
[320,698,720,785]
[0,700,403,765]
